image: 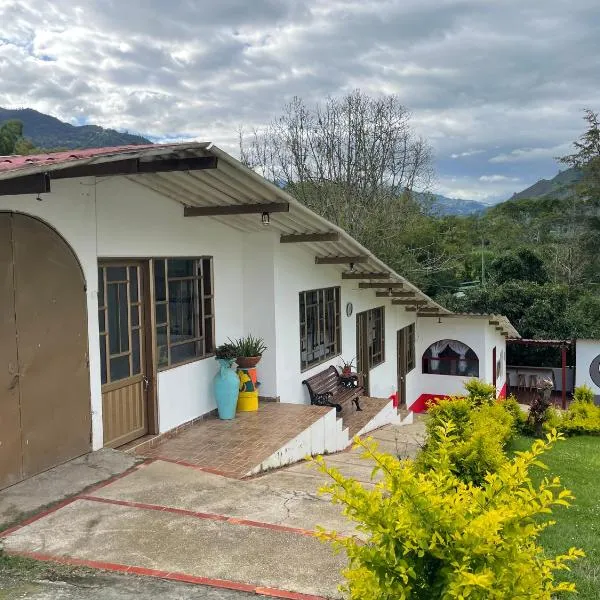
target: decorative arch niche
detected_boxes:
[422,339,479,377]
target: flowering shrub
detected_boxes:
[315,428,583,600]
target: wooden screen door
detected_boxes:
[356,312,370,395]
[397,324,414,408]
[98,263,150,447]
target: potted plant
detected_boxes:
[213,343,239,420]
[230,334,267,369]
[339,357,356,377]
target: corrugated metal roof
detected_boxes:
[0,142,520,336]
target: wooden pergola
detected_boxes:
[507,339,575,409]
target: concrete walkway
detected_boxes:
[1,422,426,600]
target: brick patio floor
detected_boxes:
[133,403,332,477]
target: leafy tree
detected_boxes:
[0,120,24,154]
[489,248,548,285]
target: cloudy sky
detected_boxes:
[1,0,599,202]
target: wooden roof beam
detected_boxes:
[393,299,426,306]
[341,272,389,279]
[0,172,51,196]
[184,202,289,217]
[375,291,415,298]
[315,256,368,265]
[359,282,404,289]
[54,156,218,179]
[280,232,340,243]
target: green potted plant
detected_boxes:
[230,334,267,369]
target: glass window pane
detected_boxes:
[156,325,168,367]
[171,341,199,365]
[132,331,141,375]
[118,282,129,352]
[201,259,212,294]
[155,303,167,325]
[107,266,127,282]
[168,279,196,343]
[98,309,106,334]
[168,258,194,278]
[100,335,107,384]
[98,268,104,307]
[154,260,166,302]
[110,355,130,381]
[129,267,138,302]
[204,317,214,353]
[107,284,120,355]
[131,305,139,327]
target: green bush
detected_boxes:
[561,400,600,436]
[315,428,583,599]
[573,384,595,404]
[426,397,472,438]
[499,395,527,432]
[464,379,497,407]
[419,399,516,485]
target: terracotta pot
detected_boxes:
[236,355,262,369]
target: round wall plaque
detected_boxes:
[346,302,353,317]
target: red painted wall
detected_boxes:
[411,393,450,413]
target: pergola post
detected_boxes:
[561,345,567,410]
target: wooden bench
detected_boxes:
[302,366,364,414]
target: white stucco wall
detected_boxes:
[575,339,600,399]
[0,177,248,446]
[273,243,417,405]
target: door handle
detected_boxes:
[142,375,150,391]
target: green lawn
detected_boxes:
[510,435,600,599]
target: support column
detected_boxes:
[561,346,567,410]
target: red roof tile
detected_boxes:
[0,143,179,173]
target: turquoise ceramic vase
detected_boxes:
[213,358,239,419]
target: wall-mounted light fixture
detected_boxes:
[437,316,443,324]
[388,287,393,297]
[349,262,355,272]
[261,211,270,225]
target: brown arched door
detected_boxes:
[0,213,91,490]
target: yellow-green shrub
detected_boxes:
[561,399,600,435]
[573,384,595,404]
[499,395,527,431]
[464,379,497,407]
[419,398,516,485]
[315,428,583,600]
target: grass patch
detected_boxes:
[0,550,97,585]
[511,435,600,599]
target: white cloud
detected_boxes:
[451,149,485,159]
[0,0,598,199]
[479,175,520,182]
[489,144,572,164]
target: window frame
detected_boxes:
[405,323,416,373]
[421,339,479,377]
[366,306,386,369]
[153,257,215,371]
[299,286,342,372]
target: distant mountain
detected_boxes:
[418,192,489,216]
[0,107,151,151]
[508,167,582,202]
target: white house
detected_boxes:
[575,339,600,404]
[0,142,518,490]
